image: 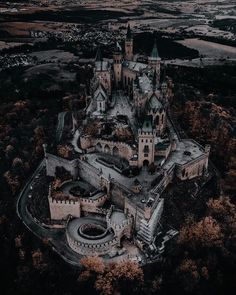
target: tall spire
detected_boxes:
[152,70,157,91]
[95,45,103,62]
[126,24,132,40]
[150,38,159,59]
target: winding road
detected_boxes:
[16,159,85,266]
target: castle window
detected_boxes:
[150,139,152,143]
[143,145,149,153]
[146,139,148,143]
[162,114,164,124]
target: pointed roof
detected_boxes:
[94,83,107,100]
[126,24,132,40]
[150,38,159,59]
[148,93,163,111]
[95,45,103,62]
[141,117,153,132]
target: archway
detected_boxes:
[96,143,102,153]
[112,146,119,157]
[104,144,111,154]
[143,160,149,167]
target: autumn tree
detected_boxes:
[178,216,224,249]
[79,258,144,295]
[95,261,144,295]
[78,256,105,283]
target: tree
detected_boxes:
[95,261,144,295]
[178,216,224,249]
[78,256,105,283]
[79,258,144,295]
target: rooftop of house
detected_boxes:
[123,61,148,72]
[95,60,110,71]
[136,74,152,94]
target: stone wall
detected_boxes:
[80,194,108,213]
[66,231,118,256]
[93,139,135,161]
[45,153,78,179]
[124,198,145,231]
[49,197,81,220]
[176,155,208,180]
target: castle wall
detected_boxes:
[93,139,135,161]
[45,153,78,178]
[123,68,136,88]
[155,142,171,159]
[176,155,208,180]
[124,198,145,231]
[49,197,81,220]
[80,194,108,212]
[66,231,118,256]
[110,184,126,209]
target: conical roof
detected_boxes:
[150,39,159,59]
[126,24,132,40]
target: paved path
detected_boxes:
[16,160,85,267]
[71,129,83,153]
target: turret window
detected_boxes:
[161,114,164,124]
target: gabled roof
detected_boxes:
[96,92,107,102]
[94,83,107,101]
[148,93,163,111]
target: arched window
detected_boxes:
[96,143,102,152]
[113,146,119,157]
[161,114,164,124]
[104,144,111,154]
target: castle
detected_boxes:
[42,25,210,263]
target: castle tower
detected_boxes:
[94,46,112,95]
[113,42,123,88]
[160,63,168,96]
[148,38,161,84]
[152,70,157,92]
[125,24,133,61]
[138,120,155,167]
